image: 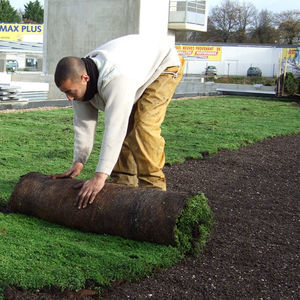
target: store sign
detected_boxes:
[176,45,222,61]
[282,48,297,59]
[282,47,300,66]
[0,23,43,41]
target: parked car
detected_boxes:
[205,65,217,76]
[247,67,262,77]
[6,60,18,72]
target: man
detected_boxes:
[52,34,185,209]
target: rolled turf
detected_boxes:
[9,172,213,255]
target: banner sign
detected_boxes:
[176,45,222,61]
[0,23,43,41]
[282,48,298,59]
[282,47,299,67]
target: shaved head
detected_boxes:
[54,56,86,87]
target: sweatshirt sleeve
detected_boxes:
[95,78,135,175]
[73,100,98,165]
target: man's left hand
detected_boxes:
[75,172,108,209]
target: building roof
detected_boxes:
[0,40,42,54]
[175,42,300,49]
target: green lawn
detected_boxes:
[0,96,299,296]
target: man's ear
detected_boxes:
[81,74,90,83]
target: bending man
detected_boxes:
[52,34,185,209]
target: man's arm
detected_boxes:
[72,100,98,165]
[50,101,97,182]
[96,78,135,174]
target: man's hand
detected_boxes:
[75,172,108,209]
[50,161,84,179]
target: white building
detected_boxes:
[178,43,300,78]
[0,40,43,72]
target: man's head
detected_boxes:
[54,56,90,101]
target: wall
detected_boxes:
[0,52,43,72]
[0,71,11,83]
[183,45,282,78]
[44,0,170,99]
[139,0,169,38]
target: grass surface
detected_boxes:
[0,96,299,295]
[163,97,300,163]
[0,213,182,291]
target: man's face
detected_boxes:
[59,75,89,101]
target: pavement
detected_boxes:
[0,79,279,111]
[0,99,70,110]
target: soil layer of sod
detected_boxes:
[4,133,299,299]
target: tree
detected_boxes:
[209,0,240,42]
[284,72,298,95]
[275,10,300,44]
[250,10,279,44]
[175,30,194,43]
[0,0,21,22]
[23,0,44,23]
[194,18,224,42]
[174,0,296,45]
[209,0,259,43]
[234,2,257,43]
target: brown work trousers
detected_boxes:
[111,56,185,190]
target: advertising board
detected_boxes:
[176,45,222,61]
[0,23,43,42]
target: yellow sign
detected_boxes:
[0,23,43,41]
[176,45,222,61]
[282,48,297,59]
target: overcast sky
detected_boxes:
[208,0,299,13]
[9,0,299,13]
[10,0,44,10]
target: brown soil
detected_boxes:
[4,133,300,299]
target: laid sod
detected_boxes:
[0,96,299,295]
[0,213,183,291]
[163,97,300,162]
[10,172,212,251]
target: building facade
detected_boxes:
[177,43,300,78]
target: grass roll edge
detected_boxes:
[174,193,214,256]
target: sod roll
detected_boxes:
[9,172,213,255]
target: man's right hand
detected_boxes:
[50,161,84,179]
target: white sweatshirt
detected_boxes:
[72,34,181,175]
